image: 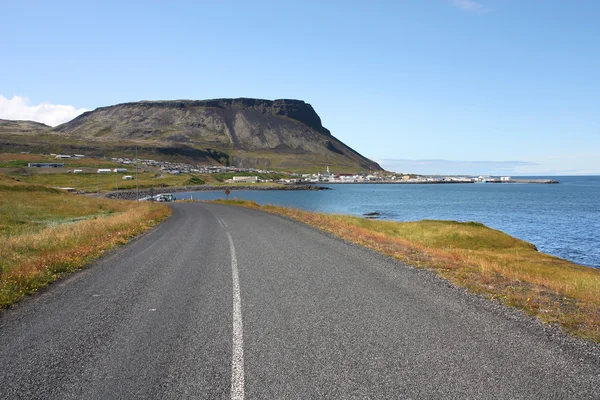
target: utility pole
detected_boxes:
[136,146,139,202]
[115,169,118,192]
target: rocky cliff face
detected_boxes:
[53,98,381,171]
[55,99,329,148]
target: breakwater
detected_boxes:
[326,179,559,184]
[98,184,329,200]
[325,181,474,184]
[493,179,559,184]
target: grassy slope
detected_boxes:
[230,149,368,173]
[0,131,372,173]
[214,200,600,342]
[1,154,296,192]
[0,157,196,192]
[0,175,171,307]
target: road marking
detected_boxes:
[217,217,229,228]
[227,232,244,400]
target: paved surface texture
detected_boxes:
[1,202,599,399]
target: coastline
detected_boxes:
[96,178,560,200]
[98,184,329,200]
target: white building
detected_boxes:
[232,176,259,183]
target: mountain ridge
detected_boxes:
[0,118,52,133]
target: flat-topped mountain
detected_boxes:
[1,98,382,172]
[57,98,333,137]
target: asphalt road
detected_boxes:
[1,203,599,399]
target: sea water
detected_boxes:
[178,176,600,269]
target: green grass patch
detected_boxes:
[0,177,133,237]
[185,175,206,185]
[0,159,29,168]
[11,171,192,193]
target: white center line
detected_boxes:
[217,217,229,228]
[227,232,245,400]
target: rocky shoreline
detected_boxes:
[97,184,329,200]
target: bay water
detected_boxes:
[178,176,600,269]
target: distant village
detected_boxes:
[102,157,521,184]
[25,153,526,184]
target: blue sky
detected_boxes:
[1,0,599,175]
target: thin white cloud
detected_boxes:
[0,95,87,127]
[451,0,490,13]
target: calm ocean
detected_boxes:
[178,176,600,269]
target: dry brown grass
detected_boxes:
[0,175,144,236]
[0,175,171,307]
[214,200,600,342]
[0,153,46,163]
